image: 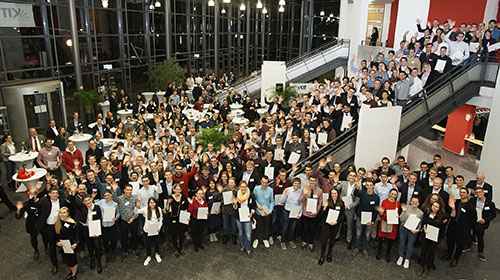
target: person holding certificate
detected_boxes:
[471,187,497,262]
[353,179,380,259]
[279,178,303,251]
[166,184,189,257]
[54,207,79,280]
[187,188,208,252]
[134,197,163,266]
[376,189,400,262]
[397,196,423,269]
[96,189,120,263]
[221,178,238,245]
[299,176,323,252]
[419,200,448,278]
[232,181,256,258]
[253,176,274,249]
[318,188,345,265]
[206,180,222,243]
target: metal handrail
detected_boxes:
[290,52,500,174]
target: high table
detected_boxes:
[13,168,47,193]
[156,91,165,101]
[117,109,133,120]
[68,134,92,160]
[142,92,156,103]
[230,104,243,110]
[98,101,110,117]
[233,117,249,125]
[9,152,39,170]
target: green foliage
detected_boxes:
[195,125,235,151]
[145,59,186,91]
[73,89,103,114]
[271,86,298,107]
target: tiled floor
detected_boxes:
[0,137,497,280]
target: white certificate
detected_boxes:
[488,42,500,52]
[306,198,318,213]
[451,50,464,60]
[341,196,353,206]
[47,161,57,168]
[260,205,271,215]
[274,149,284,161]
[289,205,301,218]
[341,114,353,131]
[361,211,372,225]
[223,191,233,205]
[211,202,222,214]
[469,42,480,52]
[239,207,250,222]
[322,193,329,201]
[435,59,446,72]
[386,209,399,225]
[404,214,421,231]
[476,208,483,221]
[197,207,209,220]
[164,199,168,209]
[264,167,275,179]
[179,210,190,225]
[147,221,161,236]
[274,194,284,205]
[88,220,102,236]
[102,207,115,222]
[130,182,140,196]
[326,209,340,224]
[318,132,328,144]
[425,225,439,242]
[288,152,301,164]
[61,239,74,254]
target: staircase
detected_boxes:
[293,56,499,173]
[219,39,350,99]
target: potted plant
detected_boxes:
[195,124,235,151]
[270,85,298,107]
[73,89,103,123]
[145,59,186,92]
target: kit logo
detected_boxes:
[0,7,30,19]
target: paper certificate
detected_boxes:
[211,202,222,214]
[130,182,140,196]
[326,209,340,224]
[274,149,284,161]
[386,209,399,225]
[223,191,233,205]
[318,132,328,144]
[239,207,250,222]
[425,225,439,242]
[361,211,372,224]
[179,210,190,225]
[197,207,209,220]
[260,205,271,215]
[435,59,446,72]
[147,222,161,236]
[469,42,480,52]
[102,207,115,222]
[476,208,483,221]
[322,193,329,201]
[289,205,301,218]
[288,152,301,164]
[306,198,318,213]
[88,220,102,236]
[61,239,74,254]
[265,167,275,179]
[47,161,57,168]
[404,214,421,231]
[451,50,464,60]
[275,194,284,205]
[488,42,500,52]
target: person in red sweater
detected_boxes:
[172,163,198,197]
[61,140,83,173]
[187,188,208,251]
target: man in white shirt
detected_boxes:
[445,31,469,65]
[46,120,59,139]
[409,68,423,98]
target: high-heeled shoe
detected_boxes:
[97,261,103,274]
[318,256,325,265]
[327,252,332,262]
[376,251,382,260]
[90,258,96,269]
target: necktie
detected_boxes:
[426,54,429,62]
[33,137,39,152]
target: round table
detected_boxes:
[142,92,156,103]
[257,108,268,117]
[231,109,244,117]
[98,101,110,117]
[186,110,201,126]
[101,138,116,153]
[68,134,92,159]
[230,104,243,110]
[117,109,133,120]
[9,152,39,170]
[13,168,47,193]
[233,117,249,125]
[146,113,154,120]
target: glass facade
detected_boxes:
[0,0,340,97]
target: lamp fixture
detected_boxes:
[262,7,267,14]
[208,0,215,7]
[155,0,161,7]
[101,0,108,8]
[221,8,226,13]
[66,39,73,47]
[279,0,285,6]
[256,1,262,8]
[240,3,246,10]
[279,5,284,12]
[223,0,231,3]
[329,13,334,18]
[320,10,325,16]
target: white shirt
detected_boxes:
[347,182,356,196]
[47,199,60,225]
[242,171,252,184]
[50,126,59,137]
[32,136,41,151]
[137,185,162,208]
[409,76,423,97]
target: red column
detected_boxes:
[443,104,476,156]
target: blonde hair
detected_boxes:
[54,207,75,234]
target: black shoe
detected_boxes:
[223,235,228,244]
[134,249,141,258]
[90,258,95,269]
[97,263,103,274]
[121,252,128,261]
[440,254,451,261]
[385,255,391,263]
[431,263,437,270]
[347,242,352,250]
[175,251,180,258]
[105,253,111,263]
[318,256,324,265]
[232,235,237,245]
[65,271,73,279]
[327,252,332,262]
[449,260,458,268]
[51,265,58,275]
[376,251,381,260]
[199,244,205,249]
[194,247,199,252]
[180,250,185,256]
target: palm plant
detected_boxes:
[270,86,298,107]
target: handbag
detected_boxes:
[381,220,393,233]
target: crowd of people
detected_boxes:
[0,17,497,280]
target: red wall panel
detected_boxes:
[428,0,487,25]
[387,0,399,48]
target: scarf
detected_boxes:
[237,188,250,204]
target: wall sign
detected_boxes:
[0,2,35,28]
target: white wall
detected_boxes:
[483,0,498,23]
[354,106,402,170]
[260,61,286,103]
[344,0,369,57]
[380,3,392,44]
[338,0,348,38]
[394,0,430,47]
[478,70,500,208]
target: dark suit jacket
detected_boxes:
[24,135,46,151]
[45,127,58,140]
[415,171,428,185]
[92,125,110,138]
[471,198,496,229]
[67,120,83,134]
[466,180,493,201]
[400,182,423,205]
[34,196,71,231]
[419,52,438,69]
[85,148,104,164]
[237,171,261,192]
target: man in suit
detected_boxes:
[24,128,46,152]
[415,161,429,185]
[466,172,493,201]
[428,154,446,179]
[92,118,109,138]
[472,187,497,262]
[424,177,450,212]
[419,43,439,70]
[238,160,261,192]
[109,91,118,116]
[85,140,104,165]
[336,170,360,249]
[421,167,440,198]
[45,120,59,140]
[399,173,423,205]
[67,112,83,134]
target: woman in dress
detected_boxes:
[318,188,345,265]
[376,188,400,262]
[206,180,222,242]
[166,183,189,257]
[55,206,79,280]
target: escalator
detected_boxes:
[220,39,350,99]
[292,56,499,173]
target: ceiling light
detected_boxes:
[223,0,231,3]
[101,0,108,8]
[208,0,215,7]
[329,13,334,18]
[279,0,285,6]
[257,1,262,8]
[240,3,246,10]
[155,1,161,7]
[66,39,73,47]
[279,6,284,12]
[320,10,325,16]
[221,8,226,13]
[149,3,155,10]
[262,7,267,14]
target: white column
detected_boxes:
[393,0,430,48]
[338,0,348,38]
[483,0,498,24]
[478,70,500,207]
[380,3,392,44]
[344,0,369,58]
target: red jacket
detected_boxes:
[188,197,207,219]
[61,149,83,172]
[172,167,198,197]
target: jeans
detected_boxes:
[255,214,271,241]
[4,161,15,184]
[271,205,284,237]
[281,210,299,243]
[355,219,372,251]
[398,226,418,259]
[222,213,237,235]
[235,219,252,251]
